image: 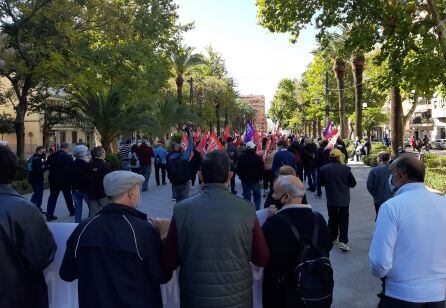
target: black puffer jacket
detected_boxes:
[0,185,57,308]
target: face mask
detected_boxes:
[272,193,287,210]
[388,174,399,194]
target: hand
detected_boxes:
[268,205,277,217]
[151,218,171,240]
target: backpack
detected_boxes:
[154,155,161,165]
[278,213,333,307]
[167,156,190,185]
[129,153,138,166]
[26,157,34,172]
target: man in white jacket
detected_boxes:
[369,156,446,307]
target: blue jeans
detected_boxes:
[306,168,316,191]
[121,160,130,171]
[242,182,261,210]
[30,182,44,209]
[72,191,90,223]
[141,164,151,191]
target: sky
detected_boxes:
[175,0,318,111]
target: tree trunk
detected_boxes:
[391,86,403,155]
[402,90,419,129]
[176,76,184,104]
[224,107,228,128]
[14,98,27,158]
[317,118,322,137]
[351,53,365,140]
[427,0,446,64]
[312,118,317,137]
[349,121,355,140]
[216,104,221,137]
[333,59,348,139]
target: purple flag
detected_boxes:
[244,121,255,142]
[323,121,333,138]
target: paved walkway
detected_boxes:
[27,161,381,307]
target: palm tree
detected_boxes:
[70,85,143,151]
[170,45,203,104]
[332,58,348,139]
[143,97,198,141]
[351,50,365,139]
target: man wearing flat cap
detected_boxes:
[320,148,356,252]
[60,171,170,308]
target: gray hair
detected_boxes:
[276,175,305,198]
[73,144,88,158]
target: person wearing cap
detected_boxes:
[367,151,392,219]
[68,145,92,223]
[60,171,170,308]
[320,148,357,252]
[236,140,265,210]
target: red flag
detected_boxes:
[326,128,338,140]
[207,132,224,152]
[196,131,207,156]
[222,126,230,143]
[181,134,188,152]
[262,138,272,161]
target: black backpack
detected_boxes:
[278,212,333,307]
[167,156,190,185]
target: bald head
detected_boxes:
[272,175,305,206]
[390,156,425,184]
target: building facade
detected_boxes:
[0,78,97,156]
[240,95,268,132]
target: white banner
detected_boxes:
[44,223,264,308]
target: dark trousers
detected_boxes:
[30,182,44,209]
[380,296,445,308]
[316,168,323,197]
[374,202,383,221]
[141,164,151,191]
[327,207,349,243]
[154,163,166,185]
[191,170,201,186]
[230,172,236,193]
[47,183,74,215]
[262,170,273,191]
[306,167,316,191]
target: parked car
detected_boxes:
[432,139,446,150]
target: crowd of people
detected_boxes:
[1,127,446,308]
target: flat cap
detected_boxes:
[103,171,144,198]
[330,148,343,158]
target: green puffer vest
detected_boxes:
[174,183,256,308]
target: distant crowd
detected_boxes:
[1,127,446,308]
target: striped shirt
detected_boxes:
[119,144,131,161]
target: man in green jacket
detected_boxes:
[163,150,269,308]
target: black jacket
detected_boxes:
[60,203,170,308]
[0,185,57,308]
[28,154,46,184]
[87,158,111,199]
[189,149,202,173]
[302,143,317,171]
[320,162,357,207]
[315,146,330,168]
[262,207,332,308]
[69,158,91,193]
[226,144,239,171]
[236,151,265,184]
[47,150,73,186]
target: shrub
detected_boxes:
[370,143,389,155]
[11,180,33,194]
[105,152,121,170]
[15,158,28,181]
[424,153,446,168]
[425,168,446,194]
